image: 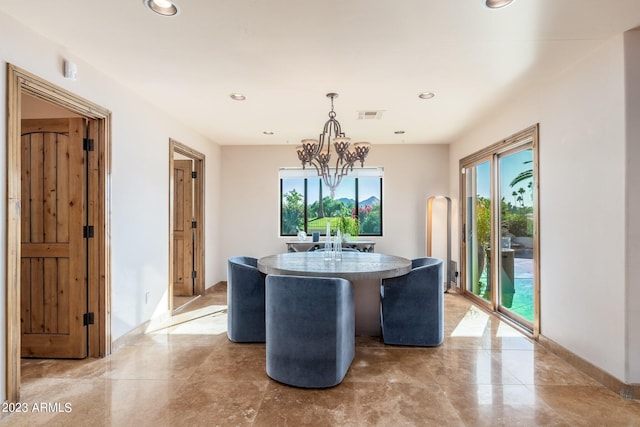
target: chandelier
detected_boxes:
[296,93,371,198]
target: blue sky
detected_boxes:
[475,149,533,207]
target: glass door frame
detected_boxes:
[461,156,494,308]
[459,124,540,337]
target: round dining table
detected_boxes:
[258,251,411,336]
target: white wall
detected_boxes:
[450,35,631,382]
[624,30,640,384]
[0,12,222,401]
[219,144,450,277]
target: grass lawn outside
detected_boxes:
[307,217,342,233]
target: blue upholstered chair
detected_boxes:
[380,257,444,347]
[227,256,266,342]
[265,274,355,388]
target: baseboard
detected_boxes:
[538,334,639,400]
[207,281,227,292]
[111,316,160,353]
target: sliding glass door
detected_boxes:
[460,126,539,334]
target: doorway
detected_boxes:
[169,139,205,313]
[460,125,540,335]
[6,65,112,402]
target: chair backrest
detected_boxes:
[409,258,443,289]
[227,256,263,288]
[383,257,443,293]
[411,257,441,270]
[266,274,352,302]
[228,256,258,269]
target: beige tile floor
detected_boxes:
[3,283,639,426]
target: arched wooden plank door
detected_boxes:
[20,118,88,358]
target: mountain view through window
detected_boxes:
[281,177,382,236]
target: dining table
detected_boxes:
[257,251,411,336]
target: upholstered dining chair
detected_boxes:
[265,274,355,388]
[227,256,266,342]
[380,257,444,347]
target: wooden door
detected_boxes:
[20,118,88,358]
[173,160,194,296]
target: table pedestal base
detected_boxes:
[353,279,381,336]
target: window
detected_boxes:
[280,169,383,237]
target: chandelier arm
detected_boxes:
[321,170,340,199]
[322,161,331,178]
[322,174,333,190]
[308,159,322,176]
[333,173,343,191]
[333,155,348,179]
[316,133,326,155]
[327,118,343,137]
[323,119,335,155]
[337,160,353,179]
[322,167,339,199]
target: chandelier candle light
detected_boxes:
[296,93,371,198]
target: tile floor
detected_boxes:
[2,283,639,426]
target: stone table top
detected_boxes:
[257,251,411,281]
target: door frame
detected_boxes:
[168,139,205,312]
[6,64,112,402]
[459,124,540,337]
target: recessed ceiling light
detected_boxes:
[144,0,179,16]
[230,93,246,101]
[263,131,274,135]
[394,131,405,135]
[418,92,435,100]
[485,0,514,9]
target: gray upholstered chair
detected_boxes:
[227,256,266,342]
[380,257,444,346]
[265,274,355,388]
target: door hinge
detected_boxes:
[83,312,95,326]
[191,171,197,179]
[191,220,197,229]
[83,138,94,151]
[83,225,94,238]
[192,271,197,279]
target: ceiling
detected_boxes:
[2,0,640,146]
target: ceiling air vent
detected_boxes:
[357,110,385,120]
